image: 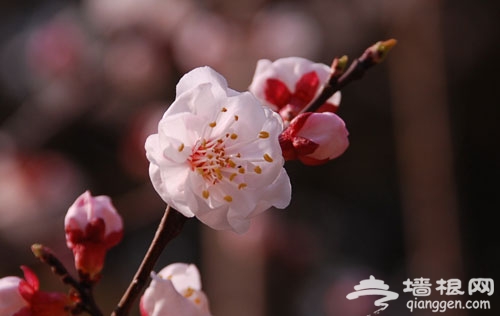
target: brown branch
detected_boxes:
[31,244,103,316]
[306,39,397,114]
[111,206,188,316]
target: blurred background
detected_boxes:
[0,0,498,315]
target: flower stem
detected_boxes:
[31,244,103,316]
[111,206,188,316]
[306,39,397,114]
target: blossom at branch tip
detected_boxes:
[0,266,70,316]
[140,263,211,316]
[249,57,341,122]
[145,66,291,233]
[64,191,123,282]
[249,57,349,166]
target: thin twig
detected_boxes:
[31,244,104,316]
[306,39,397,114]
[111,206,188,316]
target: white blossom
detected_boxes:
[146,66,291,233]
[140,263,211,316]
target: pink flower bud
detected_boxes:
[140,263,211,316]
[279,112,349,166]
[1,266,70,316]
[64,191,123,281]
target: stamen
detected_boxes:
[238,183,247,190]
[221,107,228,112]
[259,131,270,139]
[254,166,262,174]
[263,154,273,162]
[184,287,194,298]
[230,133,238,140]
[202,190,209,199]
[234,115,239,121]
[209,122,217,128]
[224,195,233,202]
[178,143,185,152]
[238,167,245,174]
[229,173,237,181]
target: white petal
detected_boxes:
[158,263,202,291]
[176,66,229,101]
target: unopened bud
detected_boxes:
[280,112,349,166]
[64,191,123,282]
[368,38,397,64]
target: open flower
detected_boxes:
[140,263,211,316]
[249,57,341,122]
[64,191,123,281]
[146,66,291,233]
[249,57,349,165]
[0,266,70,316]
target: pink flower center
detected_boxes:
[188,136,238,185]
[264,71,320,110]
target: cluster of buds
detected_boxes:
[1,39,395,316]
[249,56,349,165]
[249,39,396,165]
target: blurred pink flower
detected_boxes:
[26,15,87,79]
[140,263,211,316]
[145,66,291,233]
[249,6,322,60]
[171,12,234,71]
[64,191,123,281]
[0,266,70,316]
[249,57,349,165]
[84,0,193,37]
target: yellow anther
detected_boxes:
[194,298,201,305]
[184,287,195,298]
[254,166,262,174]
[202,190,209,199]
[178,143,185,152]
[228,160,236,168]
[238,167,245,174]
[230,133,238,140]
[238,183,247,190]
[263,154,273,162]
[215,168,223,180]
[229,173,237,181]
[224,195,233,202]
[209,122,217,128]
[236,153,241,158]
[234,115,239,121]
[221,107,228,112]
[259,131,270,139]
